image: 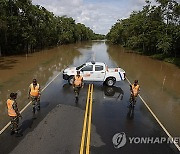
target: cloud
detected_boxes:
[32,0,151,34]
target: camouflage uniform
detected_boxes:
[10,100,19,133]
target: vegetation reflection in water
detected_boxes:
[0,43,83,129]
[107,44,180,137]
[0,41,180,139]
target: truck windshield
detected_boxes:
[76,64,85,70]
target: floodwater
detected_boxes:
[107,44,180,137]
[0,43,82,129]
[0,41,180,140]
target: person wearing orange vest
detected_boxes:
[7,93,22,135]
[73,71,83,102]
[28,79,41,113]
[129,80,140,107]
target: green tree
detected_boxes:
[107,0,180,57]
[0,0,98,56]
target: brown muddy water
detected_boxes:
[0,43,83,129]
[107,44,180,137]
[0,41,180,139]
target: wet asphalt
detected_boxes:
[0,45,179,154]
[0,74,179,153]
[91,82,179,154]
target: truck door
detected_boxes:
[80,65,93,81]
[93,65,105,81]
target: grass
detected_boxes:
[123,48,180,67]
[116,45,180,67]
[150,53,165,60]
[150,54,180,67]
[164,57,180,67]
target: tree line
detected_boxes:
[107,0,180,59]
[0,0,104,56]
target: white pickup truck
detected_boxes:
[63,62,126,86]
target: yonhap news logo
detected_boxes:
[112,132,127,148]
[112,132,180,149]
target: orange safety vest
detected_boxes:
[74,75,83,86]
[132,84,140,97]
[7,99,17,117]
[30,83,40,97]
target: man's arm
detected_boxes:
[138,86,140,94]
[81,77,84,88]
[72,76,75,88]
[130,84,135,96]
[38,85,41,96]
[129,84,133,93]
[129,84,132,90]
[12,101,21,117]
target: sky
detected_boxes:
[32,0,156,35]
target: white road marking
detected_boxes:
[0,71,62,135]
[126,78,180,151]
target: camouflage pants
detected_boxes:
[10,116,19,132]
[74,86,81,97]
[129,94,137,105]
[31,96,40,111]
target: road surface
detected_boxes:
[0,74,179,153]
[0,42,179,154]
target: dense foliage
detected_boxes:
[107,0,180,58]
[0,0,103,56]
[92,34,105,40]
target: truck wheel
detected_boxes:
[68,76,74,85]
[106,78,116,86]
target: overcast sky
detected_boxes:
[32,0,156,34]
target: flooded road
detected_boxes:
[0,41,179,153]
[0,44,82,129]
[106,44,180,137]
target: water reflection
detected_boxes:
[107,44,180,137]
[91,83,124,103]
[102,85,124,101]
[1,41,180,139]
[0,43,89,129]
[62,83,124,103]
[0,58,19,70]
[62,83,73,92]
[127,107,134,120]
